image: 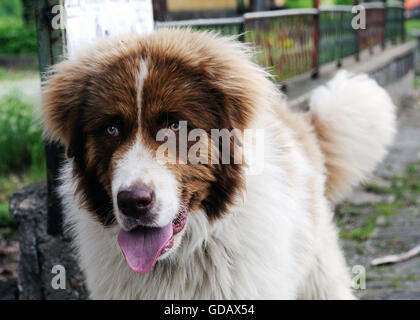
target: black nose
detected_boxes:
[117,184,155,218]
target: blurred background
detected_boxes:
[0,0,419,300]
[0,0,43,240]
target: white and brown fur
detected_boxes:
[42,29,396,299]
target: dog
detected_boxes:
[42,29,396,299]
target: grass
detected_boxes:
[415,76,420,89]
[0,66,39,81]
[0,17,37,55]
[338,160,420,241]
[406,18,420,38]
[390,274,420,289]
[0,0,42,229]
[285,0,353,8]
[390,162,420,203]
[363,183,392,195]
[340,202,400,241]
[0,0,22,19]
[0,91,45,173]
[0,89,45,230]
[0,202,15,228]
[0,0,37,55]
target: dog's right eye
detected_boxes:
[106,126,119,137]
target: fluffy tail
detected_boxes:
[309,71,396,203]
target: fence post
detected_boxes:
[35,0,66,236]
[402,2,406,43]
[238,19,245,42]
[382,0,386,50]
[354,0,360,61]
[312,0,320,79]
[250,0,266,12]
[153,0,167,22]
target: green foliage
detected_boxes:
[339,160,420,241]
[0,0,37,54]
[406,18,420,40]
[0,18,37,54]
[0,89,45,230]
[333,0,353,5]
[285,0,312,8]
[0,201,15,228]
[286,0,353,8]
[0,0,22,19]
[415,76,420,89]
[0,91,45,174]
[340,202,400,241]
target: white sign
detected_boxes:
[65,0,154,56]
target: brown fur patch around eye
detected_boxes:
[43,29,277,225]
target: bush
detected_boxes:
[0,91,45,174]
[0,0,22,19]
[0,201,15,228]
[0,18,37,55]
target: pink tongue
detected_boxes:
[118,224,173,274]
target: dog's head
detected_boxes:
[42,29,274,273]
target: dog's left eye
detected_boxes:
[169,122,180,132]
[106,126,119,137]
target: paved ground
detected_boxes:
[338,93,420,299]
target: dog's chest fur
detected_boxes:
[59,110,328,299]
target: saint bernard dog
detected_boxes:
[42,29,396,299]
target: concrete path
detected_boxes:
[339,93,420,300]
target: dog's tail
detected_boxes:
[309,70,396,203]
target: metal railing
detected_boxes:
[386,2,405,44]
[156,2,406,84]
[36,1,407,237]
[358,3,386,52]
[319,6,357,65]
[244,9,317,81]
[155,17,245,39]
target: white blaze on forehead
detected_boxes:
[111,58,180,228]
[137,58,149,122]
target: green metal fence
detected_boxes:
[386,2,405,44]
[156,2,406,83]
[244,9,317,81]
[319,6,357,65]
[155,17,245,39]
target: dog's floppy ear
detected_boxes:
[42,60,87,158]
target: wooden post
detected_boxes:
[402,1,406,43]
[35,0,66,236]
[354,0,360,61]
[152,0,167,22]
[237,0,246,14]
[312,0,320,79]
[382,0,386,50]
[250,0,266,12]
